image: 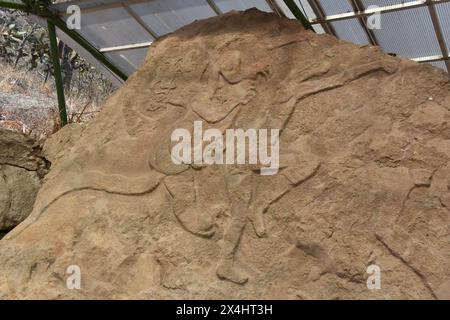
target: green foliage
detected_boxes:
[0,9,50,69]
[20,0,52,14]
[0,8,115,123]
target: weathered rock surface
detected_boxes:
[0,9,450,299]
[0,128,47,234]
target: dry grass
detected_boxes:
[1,8,116,141]
[0,62,115,142]
[0,63,54,96]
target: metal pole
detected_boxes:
[426,0,450,73]
[310,0,450,24]
[47,19,68,126]
[308,0,336,36]
[122,3,159,39]
[350,0,379,46]
[205,0,222,15]
[282,0,314,31]
[46,15,128,81]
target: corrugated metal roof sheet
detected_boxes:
[129,0,217,37]
[330,19,370,45]
[369,6,441,59]
[214,0,272,13]
[430,60,447,70]
[435,2,450,54]
[77,7,154,48]
[319,0,353,15]
[105,47,149,75]
[315,0,449,71]
[49,0,450,79]
[361,0,403,7]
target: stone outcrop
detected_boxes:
[0,128,47,236]
[0,9,449,299]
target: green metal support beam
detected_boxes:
[37,1,128,81]
[283,0,314,31]
[47,19,68,126]
[45,14,128,81]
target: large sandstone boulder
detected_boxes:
[0,128,47,236]
[0,9,450,299]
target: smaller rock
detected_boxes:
[0,129,47,233]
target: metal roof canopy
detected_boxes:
[283,0,450,72]
[308,0,450,72]
[46,0,450,80]
[48,0,309,80]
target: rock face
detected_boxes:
[0,9,450,299]
[0,128,47,236]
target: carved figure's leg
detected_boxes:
[217,168,251,284]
